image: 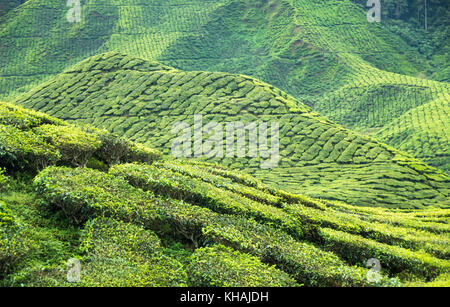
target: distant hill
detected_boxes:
[14,52,449,208]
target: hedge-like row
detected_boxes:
[183,160,326,209]
[285,203,449,259]
[320,228,450,280]
[326,201,450,234]
[79,217,187,287]
[0,101,161,172]
[109,163,305,239]
[0,124,61,170]
[187,244,299,287]
[202,216,399,287]
[111,163,449,266]
[160,161,283,207]
[0,169,8,191]
[111,163,449,279]
[0,102,66,130]
[34,125,102,167]
[34,166,395,287]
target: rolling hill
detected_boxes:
[1,0,448,171]
[13,52,450,209]
[375,94,449,173]
[1,100,449,287]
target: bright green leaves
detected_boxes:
[35,125,101,167]
[79,217,187,287]
[0,101,161,173]
[188,244,299,287]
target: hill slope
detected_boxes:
[1,100,449,287]
[1,0,448,171]
[375,95,449,173]
[13,52,450,208]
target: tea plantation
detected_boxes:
[0,0,448,171]
[0,101,448,287]
[13,52,449,209]
[0,0,449,288]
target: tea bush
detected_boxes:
[34,166,399,287]
[80,217,187,287]
[0,201,33,276]
[34,125,102,167]
[187,244,299,287]
[110,163,305,239]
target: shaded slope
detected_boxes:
[0,0,26,17]
[14,52,450,208]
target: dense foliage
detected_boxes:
[0,0,448,288]
[1,0,448,175]
[14,53,449,208]
[0,101,448,287]
[0,101,160,173]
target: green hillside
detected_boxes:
[375,94,449,173]
[13,52,449,209]
[1,100,449,287]
[1,0,448,171]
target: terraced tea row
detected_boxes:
[113,162,450,260]
[1,100,448,287]
[14,53,449,208]
[32,164,449,285]
[34,166,395,287]
[375,95,450,173]
[0,100,161,173]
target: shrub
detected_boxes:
[202,216,400,287]
[79,217,187,287]
[124,143,161,164]
[405,273,450,287]
[85,158,109,172]
[0,201,33,276]
[93,129,131,166]
[160,161,283,206]
[0,102,66,130]
[33,166,158,225]
[319,228,450,280]
[188,244,299,287]
[34,125,101,167]
[109,163,305,239]
[0,124,61,171]
[34,166,399,287]
[285,203,449,258]
[33,166,213,246]
[182,160,325,209]
[0,169,8,191]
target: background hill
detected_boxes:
[13,52,450,209]
[1,100,449,287]
[1,0,448,172]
